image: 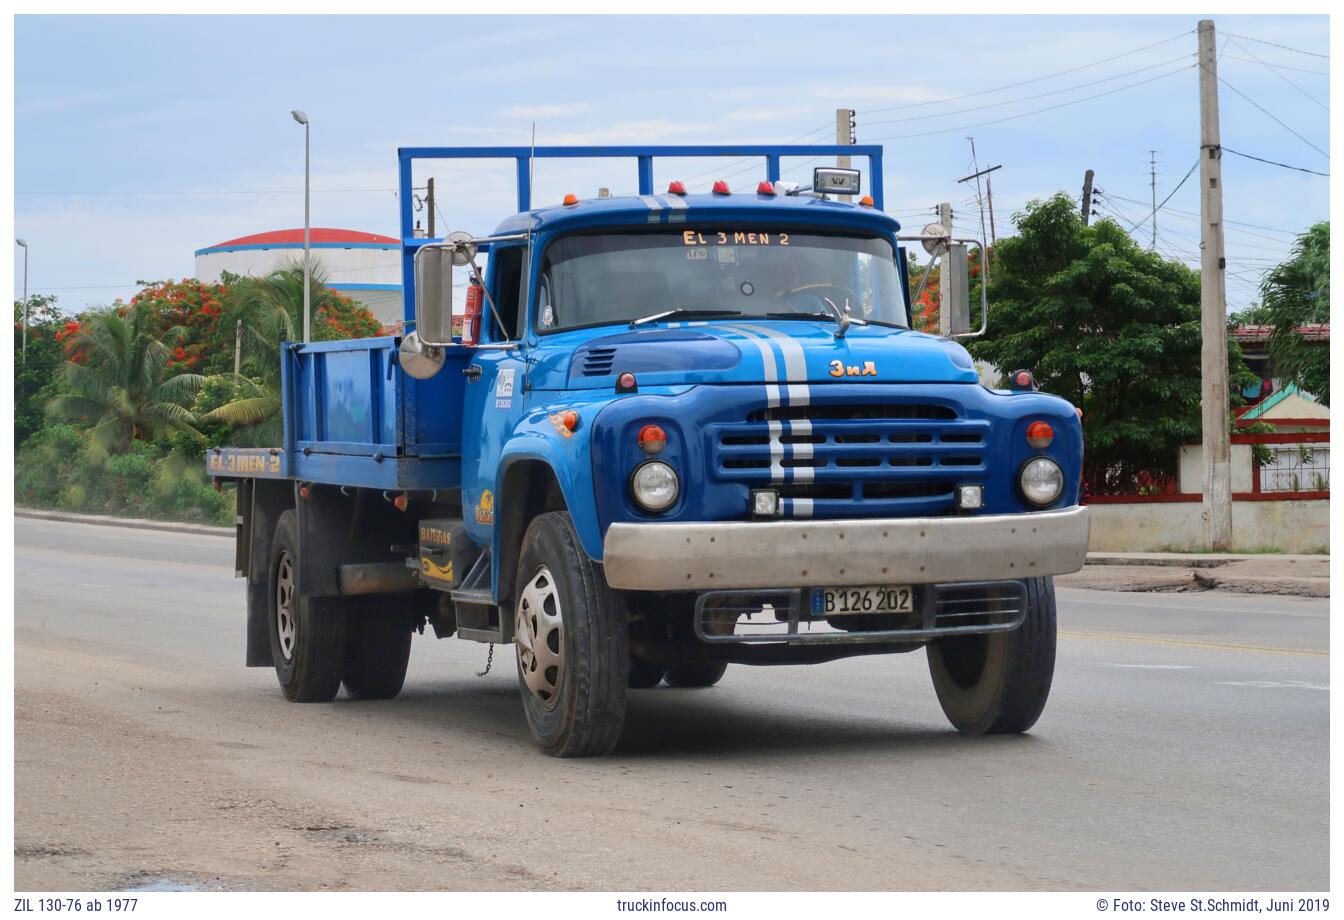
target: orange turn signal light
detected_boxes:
[1026,420,1054,449]
[859,195,875,207]
[638,424,667,454]
[562,193,579,207]
[562,410,579,432]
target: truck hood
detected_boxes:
[527,320,980,390]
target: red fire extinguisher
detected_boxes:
[462,278,483,346]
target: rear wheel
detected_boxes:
[267,510,347,702]
[513,511,629,757]
[927,577,1056,735]
[342,597,414,700]
[663,661,728,688]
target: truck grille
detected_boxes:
[711,400,989,518]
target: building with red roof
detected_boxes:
[194,227,401,324]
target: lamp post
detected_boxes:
[16,238,28,363]
[291,109,311,343]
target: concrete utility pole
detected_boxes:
[1198,19,1233,550]
[1080,170,1095,225]
[427,177,436,238]
[1149,150,1159,250]
[234,318,243,375]
[936,202,968,336]
[836,108,856,201]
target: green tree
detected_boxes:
[201,263,382,443]
[46,301,206,453]
[14,294,66,448]
[968,193,1254,493]
[1254,221,1329,405]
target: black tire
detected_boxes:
[927,577,1056,735]
[663,661,728,688]
[342,597,414,701]
[267,510,347,702]
[513,511,628,757]
[628,656,666,689]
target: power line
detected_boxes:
[1223,146,1330,177]
[1098,192,1307,235]
[1222,32,1330,60]
[857,29,1193,115]
[1211,70,1329,158]
[862,54,1194,126]
[1223,55,1328,77]
[1121,159,1199,234]
[867,64,1194,142]
[1228,37,1328,111]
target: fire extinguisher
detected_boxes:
[462,277,483,346]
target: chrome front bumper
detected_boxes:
[602,506,1091,591]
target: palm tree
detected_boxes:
[47,302,205,453]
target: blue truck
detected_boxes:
[208,143,1090,757]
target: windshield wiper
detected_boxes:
[629,308,743,327]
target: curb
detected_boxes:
[15,507,233,538]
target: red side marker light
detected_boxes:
[638,424,667,455]
[667,180,687,195]
[393,493,409,511]
[1011,369,1035,390]
[1026,421,1055,449]
[616,372,638,393]
[757,181,776,196]
[712,179,730,195]
[299,484,311,500]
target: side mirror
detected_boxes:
[413,244,454,347]
[942,243,971,336]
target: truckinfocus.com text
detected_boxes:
[616,898,729,912]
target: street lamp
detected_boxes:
[291,109,311,343]
[16,238,28,363]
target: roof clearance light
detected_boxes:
[1026,420,1055,449]
[637,424,667,455]
[757,181,776,196]
[712,179,731,195]
[667,181,687,196]
[859,195,875,208]
[562,193,579,207]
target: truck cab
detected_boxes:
[210,144,1089,756]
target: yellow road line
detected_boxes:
[1059,630,1328,658]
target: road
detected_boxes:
[13,516,1329,892]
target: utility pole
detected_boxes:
[836,107,856,201]
[1149,150,1158,250]
[427,177,436,238]
[16,238,28,363]
[291,109,311,343]
[1080,169,1095,225]
[936,202,969,337]
[234,318,243,375]
[1198,18,1232,550]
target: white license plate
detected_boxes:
[813,585,915,616]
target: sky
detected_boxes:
[12,13,1331,315]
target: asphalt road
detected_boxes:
[13,516,1330,892]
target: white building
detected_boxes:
[194,227,403,326]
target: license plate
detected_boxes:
[811,585,914,616]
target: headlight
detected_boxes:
[631,461,680,513]
[1019,457,1064,506]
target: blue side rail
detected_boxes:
[396,144,885,325]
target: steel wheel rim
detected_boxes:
[275,551,296,662]
[515,566,564,709]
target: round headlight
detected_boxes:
[1019,457,1064,506]
[631,461,680,513]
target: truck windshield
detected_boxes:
[535,229,908,332]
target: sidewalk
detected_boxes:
[1059,552,1330,598]
[16,507,1329,597]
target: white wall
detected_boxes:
[1088,499,1329,554]
[195,245,400,286]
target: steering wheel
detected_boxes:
[782,282,862,315]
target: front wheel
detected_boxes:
[513,511,629,757]
[926,577,1056,735]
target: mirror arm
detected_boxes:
[466,257,517,343]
